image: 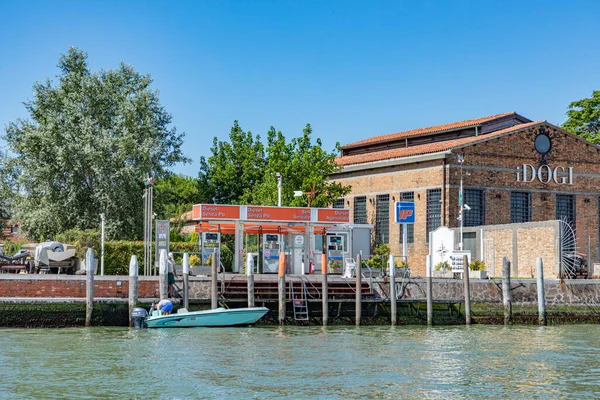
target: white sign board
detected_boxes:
[429,226,455,268]
[450,250,471,272]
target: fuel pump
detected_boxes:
[201,232,221,266]
[262,234,281,273]
[326,234,345,272]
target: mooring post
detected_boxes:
[389,254,397,326]
[426,254,433,326]
[355,254,362,326]
[159,249,168,300]
[463,254,471,325]
[128,255,138,327]
[278,251,286,325]
[502,256,512,325]
[211,252,218,309]
[322,253,328,326]
[85,248,94,327]
[247,251,255,308]
[182,252,189,310]
[536,257,546,326]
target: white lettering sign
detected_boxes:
[516,164,573,185]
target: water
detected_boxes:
[1,325,599,399]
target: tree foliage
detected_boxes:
[154,174,202,230]
[199,122,350,207]
[563,90,600,143]
[1,48,188,240]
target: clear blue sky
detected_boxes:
[1,1,598,177]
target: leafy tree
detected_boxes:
[563,90,600,143]
[199,121,350,207]
[154,174,203,219]
[198,121,266,204]
[1,47,188,240]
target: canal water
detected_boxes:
[1,325,599,399]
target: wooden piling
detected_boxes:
[426,255,433,326]
[322,253,328,326]
[159,249,168,300]
[355,254,362,326]
[278,252,286,325]
[211,252,218,309]
[502,256,512,325]
[463,254,471,325]
[182,252,189,310]
[389,255,397,326]
[128,255,138,327]
[247,252,255,308]
[85,248,94,327]
[536,257,547,326]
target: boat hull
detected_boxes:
[146,307,269,328]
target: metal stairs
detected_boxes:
[290,279,309,321]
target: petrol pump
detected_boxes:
[262,234,281,273]
[201,232,221,266]
[326,234,345,272]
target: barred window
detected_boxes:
[399,192,414,243]
[353,196,367,224]
[557,194,576,230]
[375,194,390,244]
[333,198,345,209]
[510,192,531,223]
[426,189,442,241]
[464,189,485,227]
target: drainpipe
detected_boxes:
[475,126,479,137]
[442,158,447,226]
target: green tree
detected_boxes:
[199,121,350,207]
[563,90,600,143]
[198,121,266,204]
[154,173,203,228]
[1,47,189,240]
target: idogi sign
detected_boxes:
[516,164,573,185]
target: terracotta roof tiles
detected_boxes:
[336,121,544,166]
[341,112,519,150]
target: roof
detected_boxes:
[341,112,520,150]
[336,121,545,166]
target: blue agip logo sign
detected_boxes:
[394,202,415,224]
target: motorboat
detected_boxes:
[141,307,269,328]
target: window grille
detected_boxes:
[426,189,442,241]
[556,194,576,231]
[353,196,367,224]
[333,198,345,209]
[464,189,485,227]
[399,192,414,243]
[510,192,531,223]
[375,194,390,244]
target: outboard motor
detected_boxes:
[131,307,148,329]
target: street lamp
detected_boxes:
[457,154,470,250]
[275,172,282,207]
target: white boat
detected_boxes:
[146,307,269,328]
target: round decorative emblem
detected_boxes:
[534,133,551,155]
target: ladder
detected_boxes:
[290,280,309,321]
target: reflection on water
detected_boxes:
[0,325,599,399]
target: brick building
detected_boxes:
[332,112,600,276]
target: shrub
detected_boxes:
[1,240,29,255]
[188,254,200,266]
[469,259,485,271]
[434,261,451,271]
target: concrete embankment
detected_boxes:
[1,274,600,327]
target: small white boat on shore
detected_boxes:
[145,307,269,328]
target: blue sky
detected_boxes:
[1,1,598,177]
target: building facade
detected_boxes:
[332,112,600,276]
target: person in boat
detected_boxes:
[152,299,173,316]
[167,252,178,298]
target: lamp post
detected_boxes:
[276,172,282,207]
[100,213,105,276]
[457,154,470,251]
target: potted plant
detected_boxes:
[468,259,487,279]
[433,260,453,278]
